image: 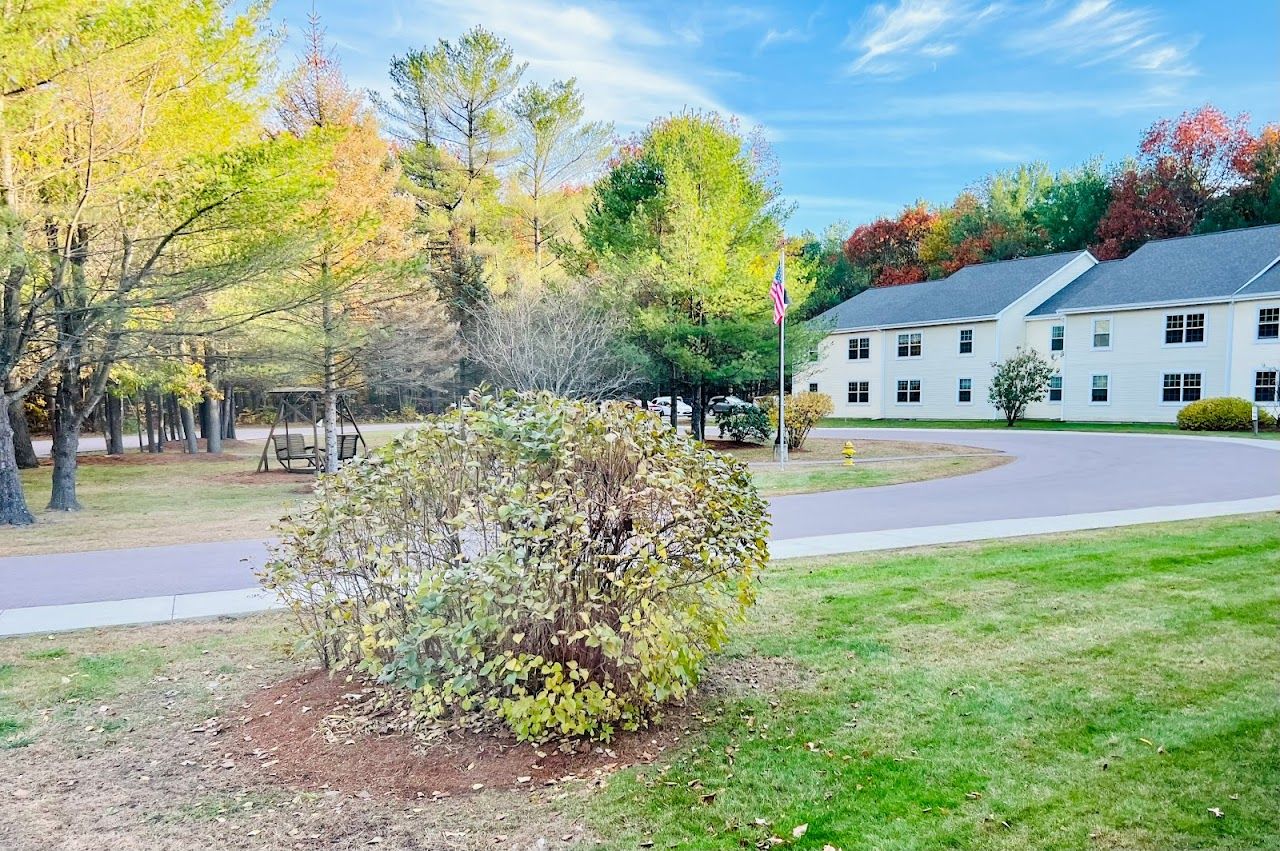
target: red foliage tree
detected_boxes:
[1092,162,1197,260]
[843,202,936,286]
[1094,106,1257,258]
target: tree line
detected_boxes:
[798,106,1280,318]
[0,2,812,526]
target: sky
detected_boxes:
[267,0,1279,234]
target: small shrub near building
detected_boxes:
[715,404,771,443]
[759,391,833,450]
[1176,396,1276,431]
[260,391,769,742]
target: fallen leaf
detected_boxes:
[1208,807,1224,818]
[792,823,809,839]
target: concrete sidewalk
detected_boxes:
[3,493,1276,637]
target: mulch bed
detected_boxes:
[234,673,691,799]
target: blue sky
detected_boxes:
[268,0,1278,234]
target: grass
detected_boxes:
[5,432,405,557]
[1,517,1276,848]
[820,417,1280,439]
[584,515,1280,850]
[751,454,1006,496]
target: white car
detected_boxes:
[649,396,692,417]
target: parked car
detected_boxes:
[709,394,754,414]
[649,396,692,417]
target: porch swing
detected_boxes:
[256,387,367,473]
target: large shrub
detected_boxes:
[758,392,833,450]
[1176,396,1276,431]
[260,391,769,741]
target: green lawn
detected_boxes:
[752,454,1006,496]
[585,515,1280,850]
[819,417,1280,439]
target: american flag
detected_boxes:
[770,261,789,325]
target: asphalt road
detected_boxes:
[3,429,1277,609]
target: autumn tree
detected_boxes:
[267,14,421,472]
[843,203,936,286]
[0,0,311,518]
[508,80,612,276]
[579,113,818,438]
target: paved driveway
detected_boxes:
[2,429,1277,609]
[771,427,1280,539]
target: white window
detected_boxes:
[808,382,819,393]
[957,377,972,404]
[847,381,870,404]
[1090,374,1110,404]
[1048,375,1062,402]
[1092,318,1111,349]
[897,332,922,358]
[847,337,871,360]
[1162,373,1202,403]
[958,328,973,355]
[1050,325,1065,352]
[1259,308,1279,340]
[1256,371,1278,403]
[896,379,921,404]
[1165,312,1205,345]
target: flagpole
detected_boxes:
[776,245,788,465]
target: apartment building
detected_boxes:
[797,225,1280,423]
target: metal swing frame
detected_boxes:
[256,387,367,474]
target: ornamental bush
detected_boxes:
[715,404,771,443]
[1176,396,1276,431]
[260,391,769,742]
[758,392,833,450]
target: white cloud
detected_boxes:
[393,0,739,128]
[1010,0,1198,77]
[843,0,1003,75]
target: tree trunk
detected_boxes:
[321,293,339,473]
[205,363,222,454]
[690,382,704,441]
[668,374,678,430]
[199,397,211,440]
[105,393,124,455]
[48,368,81,511]
[180,404,198,453]
[0,393,34,525]
[8,391,38,469]
[222,386,236,439]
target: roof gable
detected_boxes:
[1028,225,1280,316]
[815,251,1088,331]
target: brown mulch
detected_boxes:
[704,439,819,454]
[235,672,693,799]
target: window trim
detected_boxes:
[1159,372,1203,405]
[896,331,922,359]
[1162,311,1207,348]
[895,378,922,405]
[956,377,973,405]
[1257,307,1280,342]
[807,382,819,394]
[847,380,870,405]
[847,336,871,360]
[1048,375,1063,403]
[1089,372,1111,406]
[1091,317,1113,351]
[1050,324,1065,353]
[1255,370,1278,403]
[957,328,974,357]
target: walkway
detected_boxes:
[3,429,1277,635]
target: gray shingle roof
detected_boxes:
[1028,225,1280,316]
[814,251,1089,331]
[1237,258,1280,297]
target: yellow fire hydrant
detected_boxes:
[842,440,856,466]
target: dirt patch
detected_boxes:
[213,469,315,489]
[235,672,694,799]
[76,439,258,465]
